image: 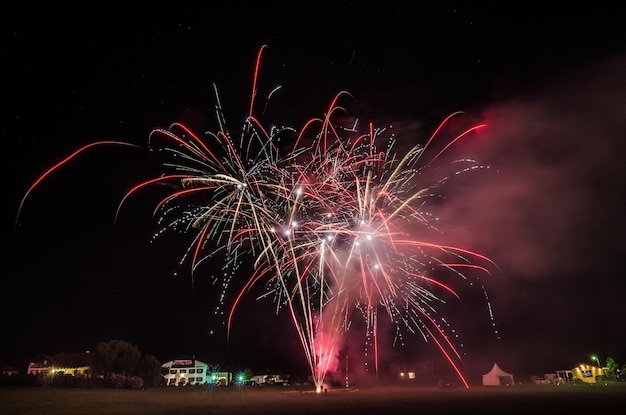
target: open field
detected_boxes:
[2,383,626,415]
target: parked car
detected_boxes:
[534,377,551,384]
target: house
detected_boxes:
[570,363,604,383]
[555,369,575,383]
[389,361,435,384]
[162,357,231,386]
[535,365,603,384]
[27,351,92,378]
[1,365,21,377]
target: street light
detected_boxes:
[592,355,601,367]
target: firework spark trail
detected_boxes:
[15,45,501,392]
[223,76,499,390]
[14,141,140,238]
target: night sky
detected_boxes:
[4,2,626,384]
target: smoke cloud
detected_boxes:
[442,55,626,280]
[437,54,626,378]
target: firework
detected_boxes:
[16,45,500,391]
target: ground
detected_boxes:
[2,382,625,414]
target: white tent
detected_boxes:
[482,362,515,386]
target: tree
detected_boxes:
[605,357,619,379]
[92,340,141,382]
[136,354,163,388]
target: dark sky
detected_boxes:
[4,2,626,384]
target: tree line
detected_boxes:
[2,340,162,389]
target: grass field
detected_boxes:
[2,382,625,415]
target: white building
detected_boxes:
[162,357,210,386]
[250,372,290,385]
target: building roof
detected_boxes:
[30,351,92,368]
